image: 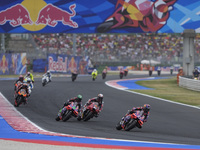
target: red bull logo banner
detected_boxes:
[0,0,200,33]
[48,54,82,74]
[0,53,27,75]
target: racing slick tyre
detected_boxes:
[62,111,72,122]
[125,119,137,131]
[83,111,93,121]
[116,122,122,130]
[55,116,60,121]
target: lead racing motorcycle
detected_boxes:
[116,110,145,131]
[55,102,79,122]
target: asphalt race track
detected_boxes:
[1,74,200,146]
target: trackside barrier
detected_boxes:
[179,76,200,91]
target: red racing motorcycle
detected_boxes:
[116,110,144,131]
[78,102,100,121]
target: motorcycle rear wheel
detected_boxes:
[14,96,23,107]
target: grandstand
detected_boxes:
[2,33,200,65]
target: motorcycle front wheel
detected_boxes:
[42,79,46,86]
[62,111,72,122]
[83,111,93,121]
[125,119,137,131]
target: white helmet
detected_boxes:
[26,78,31,83]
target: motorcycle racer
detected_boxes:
[84,94,104,117]
[15,81,30,104]
[25,72,34,83]
[125,104,150,128]
[43,70,52,82]
[63,95,82,111]
[25,72,34,89]
[57,95,82,120]
[14,75,24,92]
[92,69,98,79]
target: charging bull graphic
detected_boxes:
[36,4,78,28]
[97,0,177,32]
[0,4,33,27]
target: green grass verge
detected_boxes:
[131,77,200,106]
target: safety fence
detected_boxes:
[179,76,200,92]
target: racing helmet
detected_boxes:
[19,75,24,82]
[144,104,150,111]
[93,69,97,72]
[26,78,31,83]
[97,94,103,101]
[27,72,30,76]
[77,95,82,101]
[47,70,50,74]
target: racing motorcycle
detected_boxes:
[78,102,100,121]
[55,102,79,122]
[124,69,128,77]
[102,71,107,79]
[119,71,124,79]
[42,74,50,86]
[14,89,28,107]
[116,110,144,131]
[71,72,78,82]
[24,77,33,95]
[92,73,97,81]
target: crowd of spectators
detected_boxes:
[32,33,200,64]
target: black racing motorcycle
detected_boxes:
[71,73,78,82]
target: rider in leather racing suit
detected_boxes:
[57,95,83,120]
[84,94,104,117]
[126,104,150,128]
[15,82,30,104]
[43,70,52,82]
[63,95,82,112]
[14,75,24,92]
[92,69,98,78]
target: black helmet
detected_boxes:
[97,94,103,101]
[19,75,24,82]
[77,95,82,101]
[144,104,150,111]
